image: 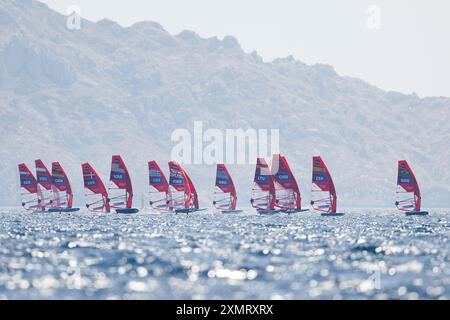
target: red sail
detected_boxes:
[185,174,199,209]
[168,161,198,209]
[18,163,42,211]
[51,162,73,209]
[311,156,337,213]
[213,164,237,210]
[250,157,275,210]
[109,155,133,209]
[396,160,422,212]
[148,160,170,211]
[35,159,53,209]
[82,162,110,213]
[271,154,301,210]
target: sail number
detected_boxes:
[85,180,97,186]
[256,175,269,182]
[170,178,184,185]
[22,179,33,185]
[150,177,163,184]
[399,178,412,184]
[112,173,125,180]
[217,179,229,185]
[314,175,326,182]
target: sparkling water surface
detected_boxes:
[0,208,448,299]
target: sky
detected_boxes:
[40,0,450,98]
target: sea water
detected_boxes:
[0,208,448,299]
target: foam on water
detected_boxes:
[0,208,448,299]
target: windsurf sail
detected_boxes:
[213,164,237,210]
[395,160,422,212]
[82,163,110,213]
[148,160,170,211]
[250,158,275,211]
[168,161,199,210]
[51,162,73,209]
[186,174,199,209]
[108,155,134,210]
[311,156,337,213]
[18,163,42,211]
[35,159,53,209]
[271,154,301,210]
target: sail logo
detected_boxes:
[84,172,96,179]
[399,168,411,176]
[217,171,229,178]
[149,169,162,177]
[53,172,65,178]
[171,121,279,165]
[169,168,184,184]
[111,162,125,173]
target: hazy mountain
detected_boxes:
[1,0,449,208]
